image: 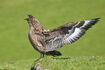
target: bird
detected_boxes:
[24,14,100,59]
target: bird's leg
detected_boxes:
[31,53,44,70]
[40,53,44,58]
[34,53,44,62]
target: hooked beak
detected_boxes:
[24,18,28,20]
[25,13,33,18]
[24,13,34,20]
[24,13,30,20]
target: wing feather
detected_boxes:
[44,18,99,52]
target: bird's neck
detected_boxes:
[29,23,44,34]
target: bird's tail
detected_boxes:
[80,18,100,30]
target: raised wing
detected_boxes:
[44,18,100,52]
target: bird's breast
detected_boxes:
[28,31,38,50]
[28,29,46,53]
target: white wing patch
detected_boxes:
[63,28,85,44]
[80,20,91,28]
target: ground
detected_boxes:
[0,56,105,70]
[0,0,105,70]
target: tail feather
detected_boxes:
[80,18,100,30]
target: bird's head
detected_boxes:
[24,13,39,26]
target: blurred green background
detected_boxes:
[0,0,105,64]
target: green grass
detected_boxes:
[0,59,33,70]
[40,56,105,70]
[0,56,105,70]
[0,0,105,70]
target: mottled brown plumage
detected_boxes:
[24,14,100,58]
